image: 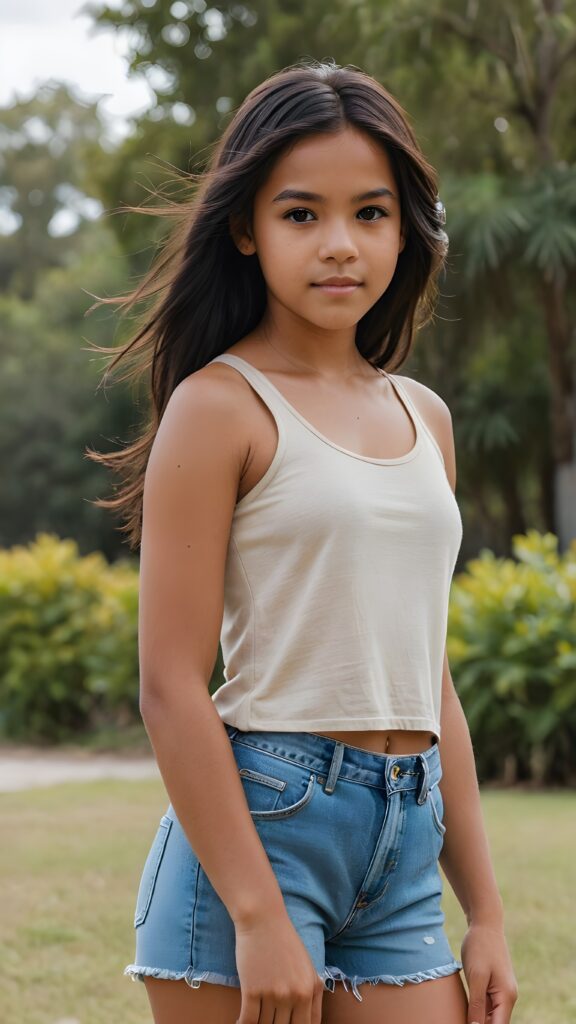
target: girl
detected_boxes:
[87,60,518,1024]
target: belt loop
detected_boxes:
[416,752,430,804]
[324,741,344,795]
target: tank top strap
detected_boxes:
[209,353,288,415]
[383,371,446,467]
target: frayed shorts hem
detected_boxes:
[323,959,464,1001]
[124,963,328,989]
[124,964,241,987]
[124,957,463,1003]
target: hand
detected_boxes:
[461,922,519,1024]
[234,909,324,1024]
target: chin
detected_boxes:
[315,312,364,328]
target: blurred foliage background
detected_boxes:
[1,530,574,785]
[1,0,575,774]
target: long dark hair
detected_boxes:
[84,58,448,552]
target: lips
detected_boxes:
[314,278,362,286]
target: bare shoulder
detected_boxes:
[159,359,252,459]
[394,374,457,494]
[139,361,253,694]
[173,357,254,414]
[142,360,254,526]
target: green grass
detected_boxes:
[442,791,576,1023]
[1,782,574,1023]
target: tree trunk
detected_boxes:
[540,277,576,550]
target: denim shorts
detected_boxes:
[124,723,463,1003]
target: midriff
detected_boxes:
[310,729,437,755]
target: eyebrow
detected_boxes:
[271,187,397,204]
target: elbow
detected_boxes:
[138,673,168,723]
[138,670,208,722]
[139,692,158,727]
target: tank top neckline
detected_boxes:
[213,352,424,466]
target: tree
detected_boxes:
[0,83,105,298]
[358,0,576,546]
[71,1,576,553]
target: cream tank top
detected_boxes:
[208,353,463,739]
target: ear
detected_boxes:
[229,213,256,255]
[398,226,407,254]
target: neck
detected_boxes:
[255,320,366,379]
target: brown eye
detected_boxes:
[283,208,314,223]
[358,207,388,221]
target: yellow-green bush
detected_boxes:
[0,533,140,741]
[0,533,226,744]
[448,529,576,785]
[2,530,575,784]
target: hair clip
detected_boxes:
[434,199,446,225]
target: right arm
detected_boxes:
[138,369,285,925]
[137,368,324,1023]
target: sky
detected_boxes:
[0,0,153,144]
[0,0,159,235]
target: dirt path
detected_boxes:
[0,746,159,792]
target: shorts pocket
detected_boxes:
[134,814,172,927]
[233,744,317,820]
[429,782,446,837]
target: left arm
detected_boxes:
[406,378,519,1024]
[438,649,503,926]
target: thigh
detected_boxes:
[143,977,242,1024]
[321,971,468,1024]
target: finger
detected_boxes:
[311,980,325,1024]
[266,1002,292,1024]
[467,978,489,1024]
[291,987,322,1024]
[236,993,261,1024]
[254,996,278,1024]
[484,994,517,1024]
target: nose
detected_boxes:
[318,219,359,262]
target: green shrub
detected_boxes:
[448,529,576,785]
[0,533,140,741]
[2,530,575,784]
[0,533,225,744]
